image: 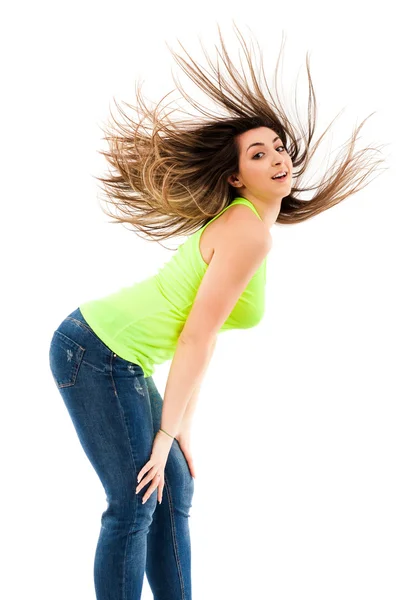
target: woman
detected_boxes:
[48,24,386,600]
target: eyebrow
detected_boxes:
[246,136,281,153]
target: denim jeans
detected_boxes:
[48,307,194,600]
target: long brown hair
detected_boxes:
[94,23,388,245]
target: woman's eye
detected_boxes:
[252,146,286,159]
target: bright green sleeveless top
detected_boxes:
[79,197,267,377]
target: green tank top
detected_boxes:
[79,196,267,377]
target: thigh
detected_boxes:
[49,315,154,503]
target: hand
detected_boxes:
[136,430,173,504]
[175,425,196,479]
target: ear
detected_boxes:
[227,174,241,187]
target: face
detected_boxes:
[227,126,292,208]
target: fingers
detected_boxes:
[135,469,157,494]
[142,473,160,504]
[186,458,195,479]
[137,462,151,484]
[136,470,162,504]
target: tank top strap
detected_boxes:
[230,197,262,220]
[200,196,262,235]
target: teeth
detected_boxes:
[272,171,287,179]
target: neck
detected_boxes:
[236,193,282,229]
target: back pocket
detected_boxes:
[49,330,85,389]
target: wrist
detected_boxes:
[156,429,175,453]
[158,427,176,440]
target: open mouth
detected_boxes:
[271,171,288,182]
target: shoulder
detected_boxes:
[217,203,272,248]
[180,204,271,341]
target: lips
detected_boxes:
[271,171,289,182]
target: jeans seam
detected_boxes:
[166,482,186,599]
[108,351,140,600]
[108,352,138,475]
[123,499,138,600]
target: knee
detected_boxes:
[102,490,157,528]
[165,471,194,518]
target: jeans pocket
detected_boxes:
[49,330,85,389]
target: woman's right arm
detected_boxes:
[159,211,271,439]
[178,336,217,430]
[160,336,216,438]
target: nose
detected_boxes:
[272,151,283,165]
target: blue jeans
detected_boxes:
[48,307,194,600]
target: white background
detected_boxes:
[1,2,407,599]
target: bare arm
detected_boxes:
[178,337,217,429]
[160,209,270,439]
[160,336,216,438]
